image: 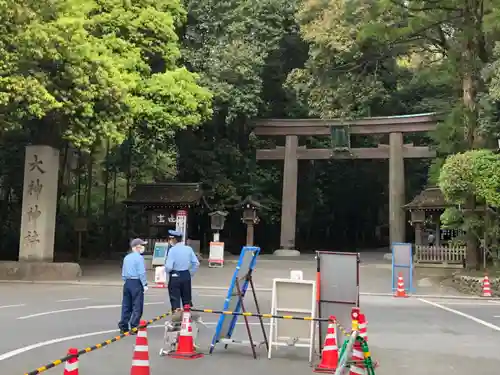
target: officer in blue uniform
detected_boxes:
[118,238,148,333]
[165,229,199,310]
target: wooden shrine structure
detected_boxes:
[254,113,439,254]
[123,182,205,254]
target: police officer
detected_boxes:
[165,229,199,310]
[118,238,148,333]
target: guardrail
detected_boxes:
[23,312,172,375]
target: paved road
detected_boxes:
[1,283,500,375]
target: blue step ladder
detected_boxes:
[209,246,269,358]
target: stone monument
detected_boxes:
[0,145,82,280]
[19,146,59,261]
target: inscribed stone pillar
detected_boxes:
[389,133,405,244]
[274,135,300,256]
[18,145,60,261]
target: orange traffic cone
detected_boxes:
[314,316,339,373]
[63,348,79,375]
[482,275,492,297]
[349,309,364,375]
[394,272,408,298]
[168,304,204,360]
[358,313,367,342]
[130,321,150,375]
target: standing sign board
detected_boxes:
[176,210,188,242]
[152,242,169,266]
[208,241,224,267]
[391,242,413,292]
[268,278,316,362]
[316,251,359,348]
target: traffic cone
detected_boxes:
[168,304,204,360]
[130,321,150,375]
[63,348,79,375]
[349,310,364,375]
[358,313,367,342]
[394,272,408,298]
[314,316,339,373]
[482,275,492,297]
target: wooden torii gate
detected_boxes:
[254,113,438,255]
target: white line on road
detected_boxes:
[56,298,90,303]
[419,298,500,332]
[0,322,269,361]
[17,302,164,319]
[0,304,25,309]
[437,301,499,306]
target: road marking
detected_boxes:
[17,302,164,319]
[438,301,498,306]
[419,298,500,332]
[489,300,500,305]
[0,304,26,309]
[0,322,269,361]
[56,298,90,303]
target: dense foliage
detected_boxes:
[1,0,500,268]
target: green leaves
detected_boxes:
[0,0,212,150]
[439,149,500,208]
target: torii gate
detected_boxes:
[254,113,438,255]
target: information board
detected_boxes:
[152,242,169,266]
[316,251,359,348]
[391,242,413,292]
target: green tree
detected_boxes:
[0,0,212,149]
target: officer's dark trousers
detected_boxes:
[168,270,192,310]
[118,279,144,331]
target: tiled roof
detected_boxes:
[404,187,449,210]
[124,182,203,206]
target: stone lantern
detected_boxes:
[409,209,425,246]
[208,210,228,242]
[233,196,263,246]
[404,187,449,247]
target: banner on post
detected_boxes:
[316,251,360,348]
[391,242,414,292]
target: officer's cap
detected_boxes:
[130,238,147,248]
[168,229,183,238]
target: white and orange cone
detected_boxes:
[394,272,408,298]
[168,305,204,360]
[63,348,79,375]
[349,308,364,375]
[482,275,492,297]
[358,313,367,342]
[130,321,150,375]
[314,315,339,373]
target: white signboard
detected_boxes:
[176,209,188,242]
[208,242,224,267]
[268,278,316,363]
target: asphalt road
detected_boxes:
[1,284,500,375]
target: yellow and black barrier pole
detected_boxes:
[22,312,172,375]
[190,308,352,336]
